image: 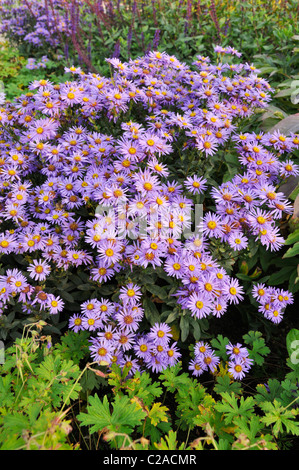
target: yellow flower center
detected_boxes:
[207,221,217,229]
[35,266,44,273]
[98,347,107,356]
[257,216,266,224]
[105,248,114,257]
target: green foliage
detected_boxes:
[77,393,146,446]
[0,40,67,100]
[76,329,299,450]
[243,331,271,366]
[0,322,88,449]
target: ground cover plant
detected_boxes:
[0,0,299,452]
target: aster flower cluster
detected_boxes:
[0,48,296,380]
[189,340,253,380]
[0,267,64,315]
[252,283,294,324]
[70,282,180,375]
[0,0,68,48]
[26,56,49,70]
[189,341,220,377]
[206,132,298,253]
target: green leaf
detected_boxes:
[210,335,230,360]
[148,402,169,426]
[143,297,160,325]
[215,392,255,425]
[214,375,242,396]
[243,331,270,366]
[159,363,191,394]
[260,400,299,437]
[146,284,169,301]
[77,394,146,435]
[179,314,190,342]
[284,229,299,245]
[274,88,295,98]
[155,430,181,450]
[269,113,299,134]
[267,266,295,285]
[283,242,299,258]
[255,380,283,405]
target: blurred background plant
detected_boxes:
[1,0,299,84]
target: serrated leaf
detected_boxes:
[211,335,230,360]
[77,394,146,435]
[148,402,169,426]
[255,380,283,405]
[243,331,270,365]
[214,374,242,396]
[155,430,179,450]
[215,392,255,425]
[260,400,299,436]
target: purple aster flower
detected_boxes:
[165,341,181,366]
[189,358,207,377]
[114,330,136,352]
[0,233,18,254]
[226,342,250,361]
[201,350,220,373]
[186,292,213,319]
[228,356,253,380]
[148,322,172,345]
[201,212,224,239]
[115,306,142,332]
[69,313,84,332]
[89,338,114,365]
[194,341,213,358]
[81,311,104,331]
[164,255,185,279]
[133,335,153,359]
[27,258,51,281]
[118,354,140,376]
[227,231,248,251]
[119,283,142,305]
[184,175,207,195]
[46,294,64,314]
[223,278,244,304]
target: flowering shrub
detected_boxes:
[0,48,297,381]
[0,0,68,49]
